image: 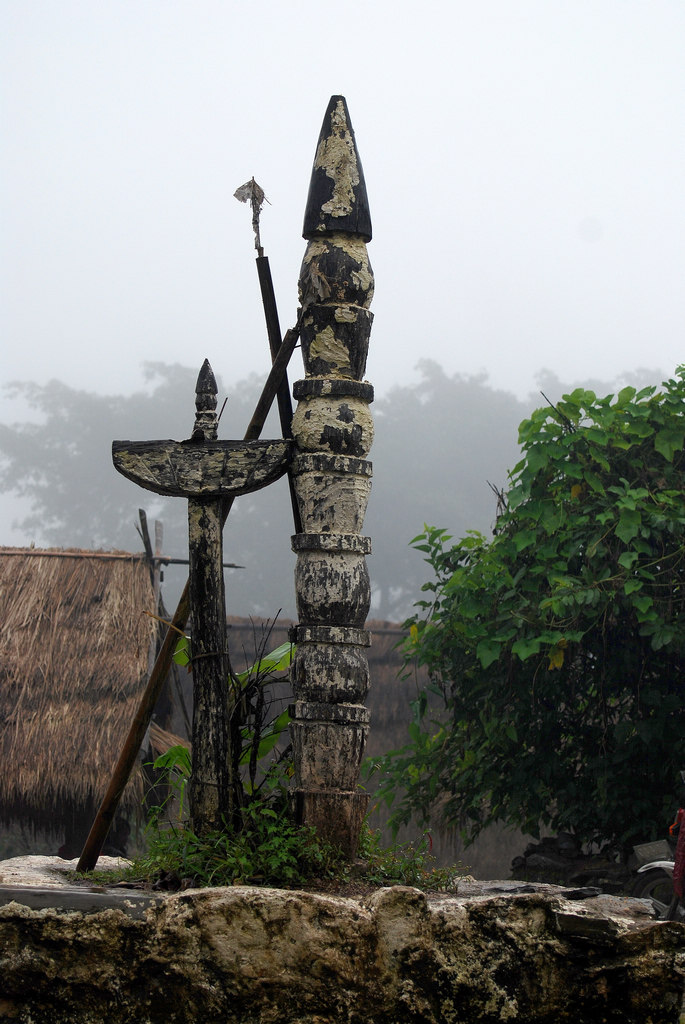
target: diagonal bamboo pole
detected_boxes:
[77,324,301,871]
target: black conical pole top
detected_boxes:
[196,358,217,396]
[302,96,372,243]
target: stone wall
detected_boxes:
[0,858,683,1023]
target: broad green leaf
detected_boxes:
[236,642,295,683]
[632,594,656,626]
[615,509,641,544]
[583,470,605,495]
[153,744,191,777]
[172,635,191,667]
[614,386,636,409]
[476,639,502,669]
[650,626,675,650]
[511,637,541,661]
[512,530,537,553]
[239,710,292,766]
[585,427,608,445]
[655,428,685,462]
[526,446,549,475]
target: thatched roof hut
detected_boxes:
[0,547,158,845]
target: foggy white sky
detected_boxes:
[2,1,684,412]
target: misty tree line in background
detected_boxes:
[0,359,662,623]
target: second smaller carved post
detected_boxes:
[186,362,234,833]
[112,359,292,835]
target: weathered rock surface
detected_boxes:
[0,858,684,1023]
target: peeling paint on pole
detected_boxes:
[290,96,374,857]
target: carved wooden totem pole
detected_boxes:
[289,96,374,856]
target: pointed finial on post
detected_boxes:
[297,96,374,377]
[193,359,219,441]
[302,96,372,242]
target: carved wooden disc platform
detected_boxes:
[112,438,293,498]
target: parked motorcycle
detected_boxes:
[633,853,677,918]
[632,775,685,920]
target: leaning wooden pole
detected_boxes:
[256,255,302,534]
[77,326,300,872]
[76,587,190,871]
[233,177,302,534]
[289,96,375,857]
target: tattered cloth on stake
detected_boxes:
[234,177,270,255]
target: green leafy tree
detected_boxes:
[375,370,685,855]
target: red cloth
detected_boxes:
[673,808,685,901]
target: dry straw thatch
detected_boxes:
[0,547,157,832]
